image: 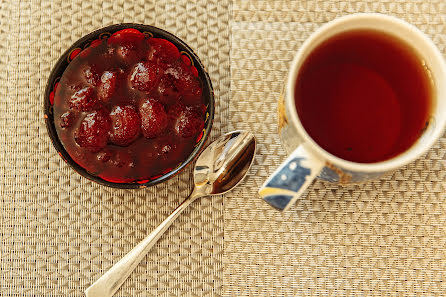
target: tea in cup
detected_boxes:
[259,14,446,211]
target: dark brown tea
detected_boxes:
[295,29,432,163]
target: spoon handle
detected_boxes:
[85,191,201,297]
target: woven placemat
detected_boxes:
[2,0,446,296]
[0,0,229,296]
[225,1,446,296]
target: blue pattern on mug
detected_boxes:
[263,194,294,210]
[259,146,324,211]
[265,157,311,192]
[318,166,340,183]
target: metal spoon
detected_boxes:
[85,130,256,297]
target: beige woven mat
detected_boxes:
[1,0,446,296]
[224,1,446,296]
[0,0,229,296]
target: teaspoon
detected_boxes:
[86,130,256,297]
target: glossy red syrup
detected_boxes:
[54,29,206,182]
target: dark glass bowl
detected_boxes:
[44,23,214,189]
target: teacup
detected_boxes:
[259,14,446,211]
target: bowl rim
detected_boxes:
[44,23,215,189]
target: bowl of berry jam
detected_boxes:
[44,24,214,188]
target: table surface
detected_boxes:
[1,0,445,296]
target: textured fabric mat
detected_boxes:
[1,0,446,296]
[0,0,229,296]
[224,1,446,296]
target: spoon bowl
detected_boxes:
[86,130,256,297]
[193,130,256,195]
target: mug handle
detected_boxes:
[259,145,324,211]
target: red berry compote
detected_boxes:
[53,28,206,183]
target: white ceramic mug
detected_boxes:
[259,13,446,211]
